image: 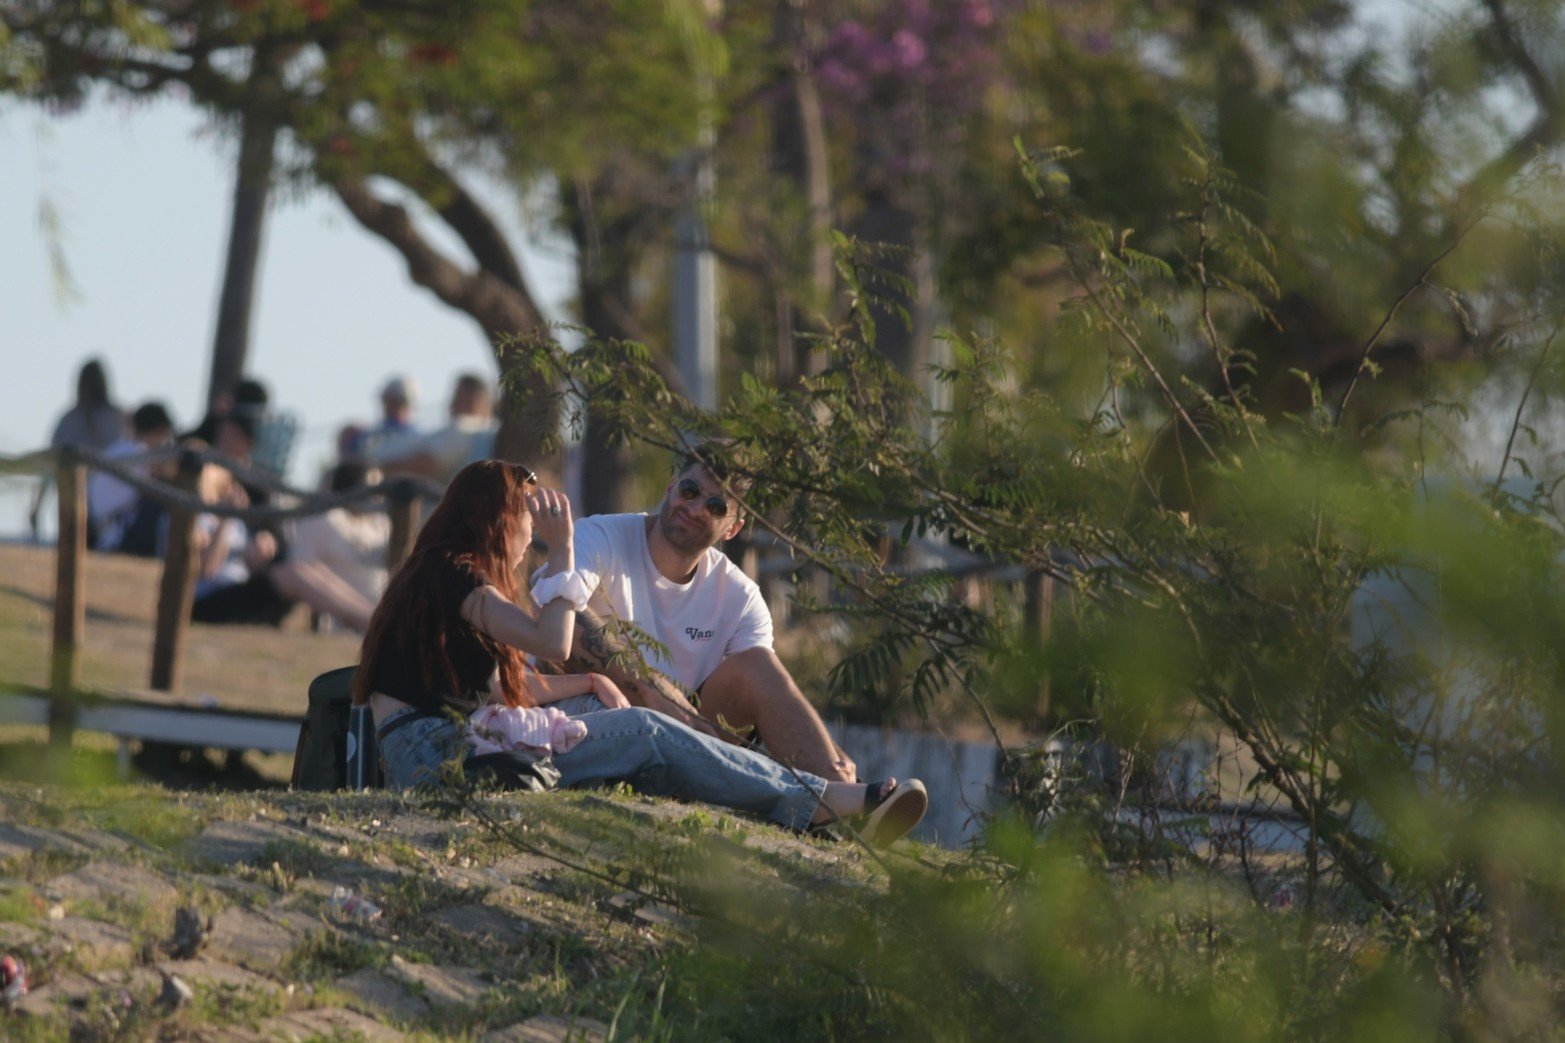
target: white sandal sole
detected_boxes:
[861,778,928,847]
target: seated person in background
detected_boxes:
[343,375,420,460]
[288,461,391,605]
[186,376,296,477]
[90,401,176,555]
[191,444,378,633]
[32,358,125,538]
[367,372,497,485]
[185,376,269,446]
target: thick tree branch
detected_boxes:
[332,177,546,339]
[408,155,531,293]
[1439,1,1563,225]
[1480,0,1558,120]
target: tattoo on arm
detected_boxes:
[567,608,723,735]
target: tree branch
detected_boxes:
[408,154,531,294]
[331,177,545,339]
[1335,213,1483,420]
[1480,0,1558,121]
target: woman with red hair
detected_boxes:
[355,460,927,846]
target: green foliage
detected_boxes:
[497,124,1565,1030]
[9,0,1565,1031]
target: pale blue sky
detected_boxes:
[1,94,576,534]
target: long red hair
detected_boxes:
[352,460,535,708]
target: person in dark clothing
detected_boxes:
[184,377,269,446]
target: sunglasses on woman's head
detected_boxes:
[676,477,731,518]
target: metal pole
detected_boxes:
[673,126,718,411]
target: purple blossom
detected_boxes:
[812,0,1028,193]
[891,30,927,73]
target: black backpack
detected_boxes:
[292,666,382,791]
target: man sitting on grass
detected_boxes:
[534,446,858,784]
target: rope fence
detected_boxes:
[6,443,447,750]
[0,444,445,523]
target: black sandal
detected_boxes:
[860,778,928,847]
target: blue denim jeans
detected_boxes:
[376,696,825,830]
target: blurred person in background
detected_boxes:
[368,372,496,484]
[186,376,296,477]
[190,447,377,633]
[185,376,269,446]
[289,461,391,606]
[340,375,422,461]
[90,401,176,554]
[30,358,125,539]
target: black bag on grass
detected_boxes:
[463,749,561,793]
[292,666,381,791]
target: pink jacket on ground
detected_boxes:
[467,704,588,756]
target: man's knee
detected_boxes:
[723,645,784,672]
[707,647,790,696]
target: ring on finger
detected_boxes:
[549,505,561,517]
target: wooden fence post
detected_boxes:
[386,479,420,574]
[49,448,86,749]
[150,450,205,692]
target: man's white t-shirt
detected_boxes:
[544,513,772,692]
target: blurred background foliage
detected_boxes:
[7,0,1565,1036]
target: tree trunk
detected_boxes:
[566,178,640,515]
[770,1,834,383]
[207,51,282,408]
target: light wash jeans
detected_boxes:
[376,694,826,830]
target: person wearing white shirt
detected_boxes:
[368,372,498,484]
[289,462,391,604]
[533,449,857,783]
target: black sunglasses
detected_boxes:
[516,465,538,486]
[676,477,731,518]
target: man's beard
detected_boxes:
[657,499,714,555]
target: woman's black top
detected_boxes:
[368,559,495,712]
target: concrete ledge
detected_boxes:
[0,690,300,754]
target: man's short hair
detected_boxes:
[380,375,417,406]
[454,372,488,397]
[232,378,269,411]
[677,438,755,498]
[130,402,174,437]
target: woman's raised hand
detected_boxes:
[527,487,574,568]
